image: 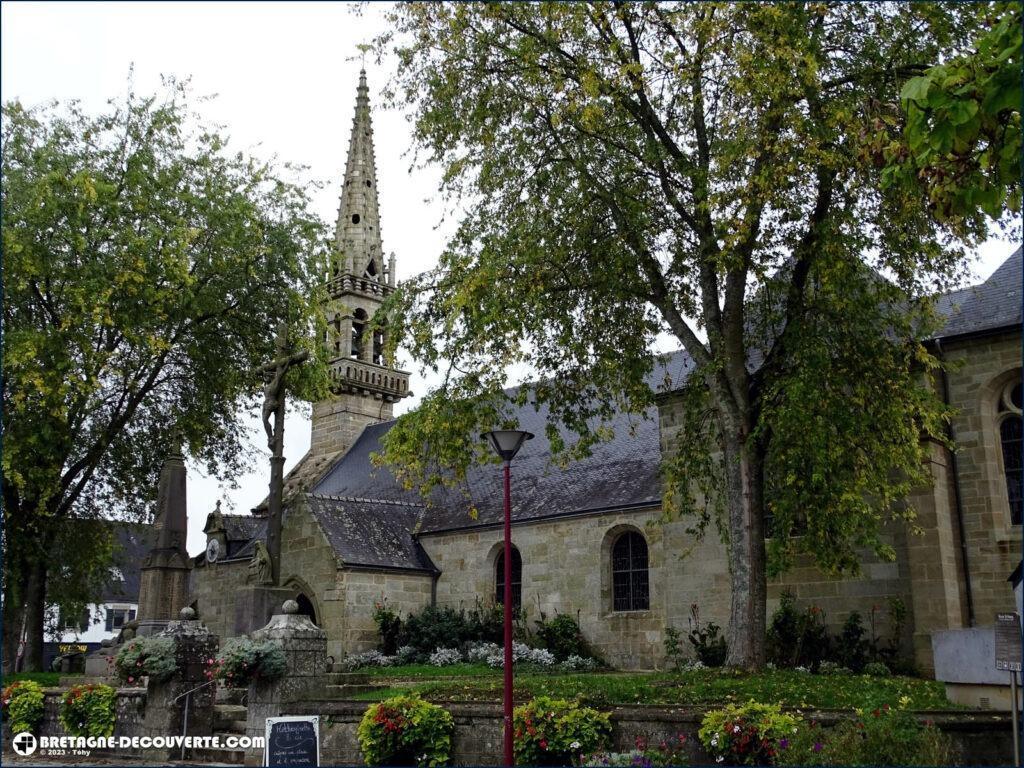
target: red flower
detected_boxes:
[539,739,548,750]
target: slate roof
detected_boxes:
[222,513,266,544]
[935,247,1022,340]
[102,522,149,603]
[257,250,1018,572]
[305,495,435,572]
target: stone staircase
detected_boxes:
[191,685,248,765]
[324,671,379,698]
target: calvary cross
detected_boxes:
[260,320,309,587]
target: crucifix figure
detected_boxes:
[259,320,309,586]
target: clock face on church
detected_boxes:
[205,538,220,563]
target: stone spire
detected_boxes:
[333,69,385,281]
[137,436,192,636]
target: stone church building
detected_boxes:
[190,73,1023,673]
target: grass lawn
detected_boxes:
[3,671,64,687]
[348,665,959,711]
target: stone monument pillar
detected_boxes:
[142,608,220,759]
[243,600,327,766]
[137,438,193,636]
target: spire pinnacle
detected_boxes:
[334,70,384,280]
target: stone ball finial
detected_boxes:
[180,606,196,620]
[282,599,299,615]
[121,627,136,641]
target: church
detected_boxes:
[190,72,1023,673]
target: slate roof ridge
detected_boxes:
[306,492,424,508]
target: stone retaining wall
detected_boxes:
[290,700,1015,766]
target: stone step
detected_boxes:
[213,704,248,732]
[325,671,370,685]
[190,732,250,765]
[325,683,379,697]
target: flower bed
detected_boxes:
[214,638,286,687]
[2,680,45,734]
[358,694,454,766]
[59,684,117,738]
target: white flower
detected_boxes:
[733,725,740,733]
[710,736,719,747]
[570,741,581,750]
[792,727,798,733]
[716,758,725,764]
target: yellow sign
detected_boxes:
[58,644,88,654]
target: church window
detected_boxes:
[352,213,361,224]
[999,378,1023,525]
[373,329,385,365]
[495,547,522,610]
[612,532,649,611]
[352,309,368,358]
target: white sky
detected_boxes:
[2,1,1018,557]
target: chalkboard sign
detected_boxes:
[995,612,1022,673]
[264,716,320,767]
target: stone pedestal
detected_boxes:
[142,610,220,760]
[233,585,294,636]
[244,600,327,765]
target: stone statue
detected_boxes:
[249,540,273,585]
[261,361,288,452]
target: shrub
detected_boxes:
[114,636,177,684]
[863,661,892,677]
[766,592,830,670]
[215,638,286,687]
[514,696,612,766]
[836,612,870,672]
[466,642,500,663]
[583,734,690,767]
[342,650,399,670]
[663,625,686,670]
[428,648,463,666]
[2,680,45,734]
[358,695,453,767]
[486,642,556,668]
[699,701,801,766]
[817,661,853,676]
[373,600,404,656]
[776,707,953,766]
[534,613,591,661]
[397,604,503,657]
[59,684,116,738]
[687,604,727,667]
[562,654,599,672]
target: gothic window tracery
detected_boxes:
[611,531,649,611]
[998,379,1023,525]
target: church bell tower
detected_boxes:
[310,70,411,458]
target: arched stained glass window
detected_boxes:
[1001,415,1022,525]
[495,547,522,610]
[612,532,649,611]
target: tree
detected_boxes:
[372,2,997,668]
[885,1,1021,228]
[1,81,329,671]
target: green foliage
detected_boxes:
[59,684,116,738]
[513,696,612,766]
[777,706,953,765]
[534,613,592,662]
[4,672,61,686]
[766,593,831,670]
[373,600,404,656]
[663,626,685,671]
[584,734,690,767]
[864,661,893,677]
[836,612,871,672]
[215,638,286,687]
[700,701,801,766]
[2,680,46,734]
[379,602,506,659]
[358,695,454,767]
[687,604,727,667]
[1,77,329,668]
[114,636,177,684]
[886,1,1021,228]
[373,1,985,669]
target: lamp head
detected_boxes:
[481,429,534,462]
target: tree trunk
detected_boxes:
[721,420,768,669]
[21,559,48,672]
[2,590,26,674]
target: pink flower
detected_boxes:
[539,739,548,750]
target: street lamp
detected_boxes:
[482,429,534,767]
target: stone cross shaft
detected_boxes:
[259,321,309,586]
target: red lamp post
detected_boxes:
[482,429,534,767]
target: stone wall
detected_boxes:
[290,700,1014,767]
[942,331,1021,624]
[421,509,672,669]
[333,568,433,660]
[190,558,250,647]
